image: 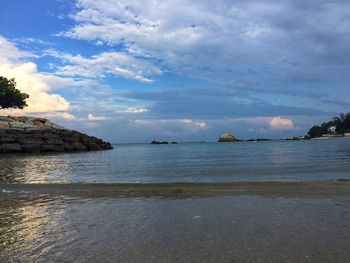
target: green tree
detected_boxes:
[0,76,29,109]
[333,113,347,134]
[344,113,350,132]
[308,125,322,138]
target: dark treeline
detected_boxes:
[308,113,350,138]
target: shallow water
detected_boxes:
[1,139,350,262]
[1,139,350,184]
[1,193,350,262]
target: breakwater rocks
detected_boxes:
[0,116,113,154]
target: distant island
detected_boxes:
[307,112,350,138]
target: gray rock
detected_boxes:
[40,144,65,152]
[45,139,65,145]
[9,121,35,130]
[17,137,43,145]
[72,142,87,151]
[87,143,102,151]
[101,142,113,150]
[63,143,75,151]
[0,134,16,144]
[62,136,81,143]
[0,143,22,153]
[43,132,60,139]
[0,120,9,129]
[21,144,41,153]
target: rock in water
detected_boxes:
[0,116,113,154]
[218,133,237,142]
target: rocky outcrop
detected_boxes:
[0,116,113,154]
[218,133,237,142]
[151,140,169,144]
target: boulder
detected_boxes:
[218,133,237,142]
[87,143,102,151]
[0,134,16,144]
[0,143,22,153]
[63,143,75,151]
[101,142,113,150]
[40,144,65,152]
[45,139,65,145]
[21,144,41,153]
[72,142,87,151]
[0,121,9,129]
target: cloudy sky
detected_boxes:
[1,0,349,142]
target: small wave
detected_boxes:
[2,189,14,193]
[1,181,350,199]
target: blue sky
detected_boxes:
[0,0,349,142]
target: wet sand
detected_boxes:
[1,182,350,262]
[2,181,350,198]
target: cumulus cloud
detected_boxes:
[241,116,297,132]
[0,36,76,119]
[269,117,295,131]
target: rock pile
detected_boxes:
[0,116,113,154]
[218,133,238,142]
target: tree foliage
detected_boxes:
[307,113,350,138]
[0,76,29,110]
[307,125,322,138]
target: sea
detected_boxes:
[1,139,350,262]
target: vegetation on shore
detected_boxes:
[308,113,350,138]
[0,76,29,110]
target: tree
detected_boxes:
[344,113,350,132]
[308,125,322,138]
[0,76,29,110]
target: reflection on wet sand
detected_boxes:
[1,187,350,262]
[0,196,69,262]
[1,181,350,199]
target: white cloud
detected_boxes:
[240,116,297,131]
[60,0,350,97]
[269,117,295,131]
[0,36,34,63]
[133,118,208,133]
[87,113,109,121]
[45,49,162,83]
[124,107,149,113]
[14,37,52,46]
[0,36,74,119]
[182,119,208,130]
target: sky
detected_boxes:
[0,0,349,143]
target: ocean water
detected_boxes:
[1,139,350,262]
[1,139,350,184]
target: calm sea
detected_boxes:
[1,139,350,262]
[1,139,350,184]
